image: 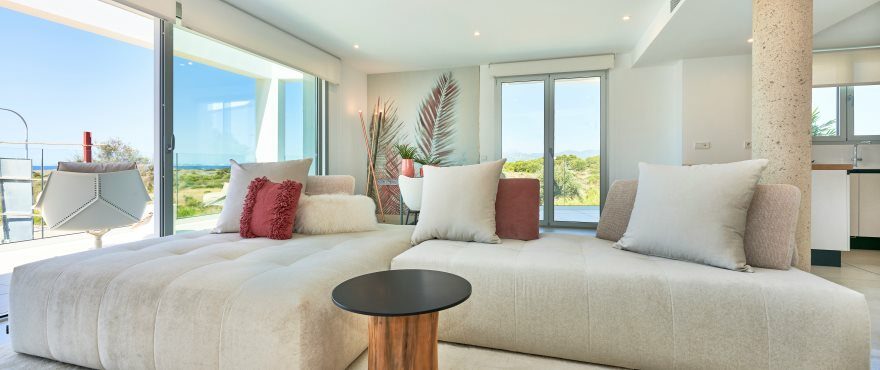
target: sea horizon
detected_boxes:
[32,164,231,171]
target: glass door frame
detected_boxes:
[495,71,608,229]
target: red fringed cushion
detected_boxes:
[495,178,540,241]
[240,177,303,240]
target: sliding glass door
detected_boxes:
[500,80,546,222]
[170,26,319,233]
[499,72,606,227]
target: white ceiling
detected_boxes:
[223,0,665,74]
[224,0,880,74]
[814,2,880,50]
[632,0,880,66]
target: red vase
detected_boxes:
[401,159,415,178]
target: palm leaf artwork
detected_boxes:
[416,72,460,166]
[374,99,404,214]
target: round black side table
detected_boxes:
[332,269,471,370]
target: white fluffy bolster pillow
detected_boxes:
[295,194,379,234]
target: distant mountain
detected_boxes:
[504,149,599,162]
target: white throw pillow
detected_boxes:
[614,159,769,271]
[295,194,378,234]
[212,158,312,233]
[411,159,506,245]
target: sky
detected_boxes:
[0,5,309,168]
[813,85,880,137]
[0,6,153,166]
[501,78,601,160]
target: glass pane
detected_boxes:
[553,77,601,223]
[811,87,838,137]
[853,85,880,137]
[500,81,545,221]
[0,3,155,246]
[172,27,315,233]
[284,78,318,173]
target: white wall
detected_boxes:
[681,54,752,165]
[606,53,683,183]
[327,62,368,194]
[478,65,495,163]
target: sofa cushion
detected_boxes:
[412,160,506,245]
[56,161,137,173]
[391,234,869,369]
[495,178,540,241]
[595,180,637,242]
[239,177,302,240]
[743,184,801,269]
[615,160,768,272]
[305,175,355,196]
[295,194,379,235]
[597,180,800,270]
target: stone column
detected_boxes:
[752,0,813,270]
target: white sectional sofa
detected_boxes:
[392,233,870,369]
[391,182,871,369]
[9,176,416,370]
[11,226,415,369]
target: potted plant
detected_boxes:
[414,154,442,177]
[395,143,418,178]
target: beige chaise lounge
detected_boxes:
[9,176,414,369]
[391,183,871,369]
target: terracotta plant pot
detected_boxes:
[401,159,415,178]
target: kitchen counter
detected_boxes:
[849,168,880,174]
[813,164,853,171]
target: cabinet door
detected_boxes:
[812,171,851,250]
[859,174,880,238]
[851,174,859,236]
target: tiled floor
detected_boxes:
[2,249,880,366]
[810,249,880,366]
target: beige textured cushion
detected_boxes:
[411,160,506,245]
[595,180,637,241]
[56,161,137,173]
[598,181,800,270]
[305,175,355,195]
[744,184,801,269]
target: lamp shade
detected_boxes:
[35,169,150,231]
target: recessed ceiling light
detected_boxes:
[473,31,481,37]
[353,44,360,49]
[747,38,754,43]
[621,15,631,21]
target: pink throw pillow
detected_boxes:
[240,177,303,240]
[495,178,540,241]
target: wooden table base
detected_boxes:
[368,312,438,370]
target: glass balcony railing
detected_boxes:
[0,143,155,245]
